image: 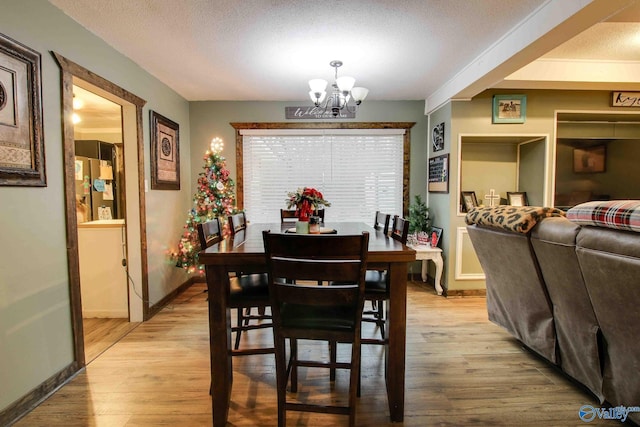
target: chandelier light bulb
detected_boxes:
[210,137,224,153]
[309,90,326,105]
[351,87,369,104]
[309,79,328,93]
[336,76,355,93]
[72,113,81,124]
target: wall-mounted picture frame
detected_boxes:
[432,122,445,152]
[461,191,478,212]
[428,153,449,193]
[492,94,526,124]
[430,226,443,248]
[150,110,180,190]
[573,145,606,173]
[507,191,528,206]
[0,32,45,187]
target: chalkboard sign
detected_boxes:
[428,154,449,193]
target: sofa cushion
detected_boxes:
[567,200,640,233]
[465,205,565,234]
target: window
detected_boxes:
[241,129,405,223]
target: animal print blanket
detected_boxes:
[465,205,566,234]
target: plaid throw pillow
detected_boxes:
[566,200,640,233]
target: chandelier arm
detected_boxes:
[343,102,359,114]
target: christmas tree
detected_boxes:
[172,137,237,273]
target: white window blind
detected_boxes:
[243,131,404,223]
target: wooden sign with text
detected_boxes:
[612,92,640,107]
[285,106,355,119]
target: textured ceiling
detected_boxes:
[49,0,548,101]
[50,0,640,108]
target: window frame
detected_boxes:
[231,122,415,216]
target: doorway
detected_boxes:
[54,53,149,366]
[555,111,640,209]
[73,83,137,363]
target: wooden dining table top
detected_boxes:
[198,221,416,266]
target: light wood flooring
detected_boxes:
[83,317,140,363]
[15,281,628,426]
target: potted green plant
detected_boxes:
[408,195,431,236]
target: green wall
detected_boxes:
[430,89,640,292]
[189,100,428,205]
[0,0,191,414]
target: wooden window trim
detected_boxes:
[230,122,415,215]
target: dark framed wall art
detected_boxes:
[0,32,45,186]
[428,154,449,193]
[150,110,180,190]
[432,122,445,152]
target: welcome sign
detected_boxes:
[285,106,355,119]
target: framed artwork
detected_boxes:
[428,154,449,193]
[430,226,443,248]
[492,94,526,124]
[461,191,478,213]
[150,110,180,190]
[507,192,528,206]
[432,122,445,152]
[573,145,606,173]
[0,32,45,186]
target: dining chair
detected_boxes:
[262,231,369,427]
[373,211,391,234]
[281,208,325,223]
[362,211,392,334]
[280,209,298,223]
[229,211,247,234]
[195,214,272,354]
[362,215,409,344]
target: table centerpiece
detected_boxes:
[286,187,331,234]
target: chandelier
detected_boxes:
[308,60,369,117]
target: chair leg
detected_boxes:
[357,352,362,397]
[234,309,243,350]
[330,341,337,381]
[243,307,252,326]
[275,333,288,427]
[289,338,298,393]
[377,301,385,339]
[349,340,361,427]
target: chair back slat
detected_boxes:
[281,208,325,223]
[280,209,298,223]
[263,232,369,311]
[228,212,247,235]
[374,211,391,235]
[197,217,223,249]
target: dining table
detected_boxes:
[198,221,416,426]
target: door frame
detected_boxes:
[53,52,149,365]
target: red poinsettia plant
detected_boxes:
[286,187,331,221]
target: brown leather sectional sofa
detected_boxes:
[466,205,639,424]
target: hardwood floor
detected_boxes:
[83,317,140,363]
[15,281,627,426]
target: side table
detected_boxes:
[408,244,444,295]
